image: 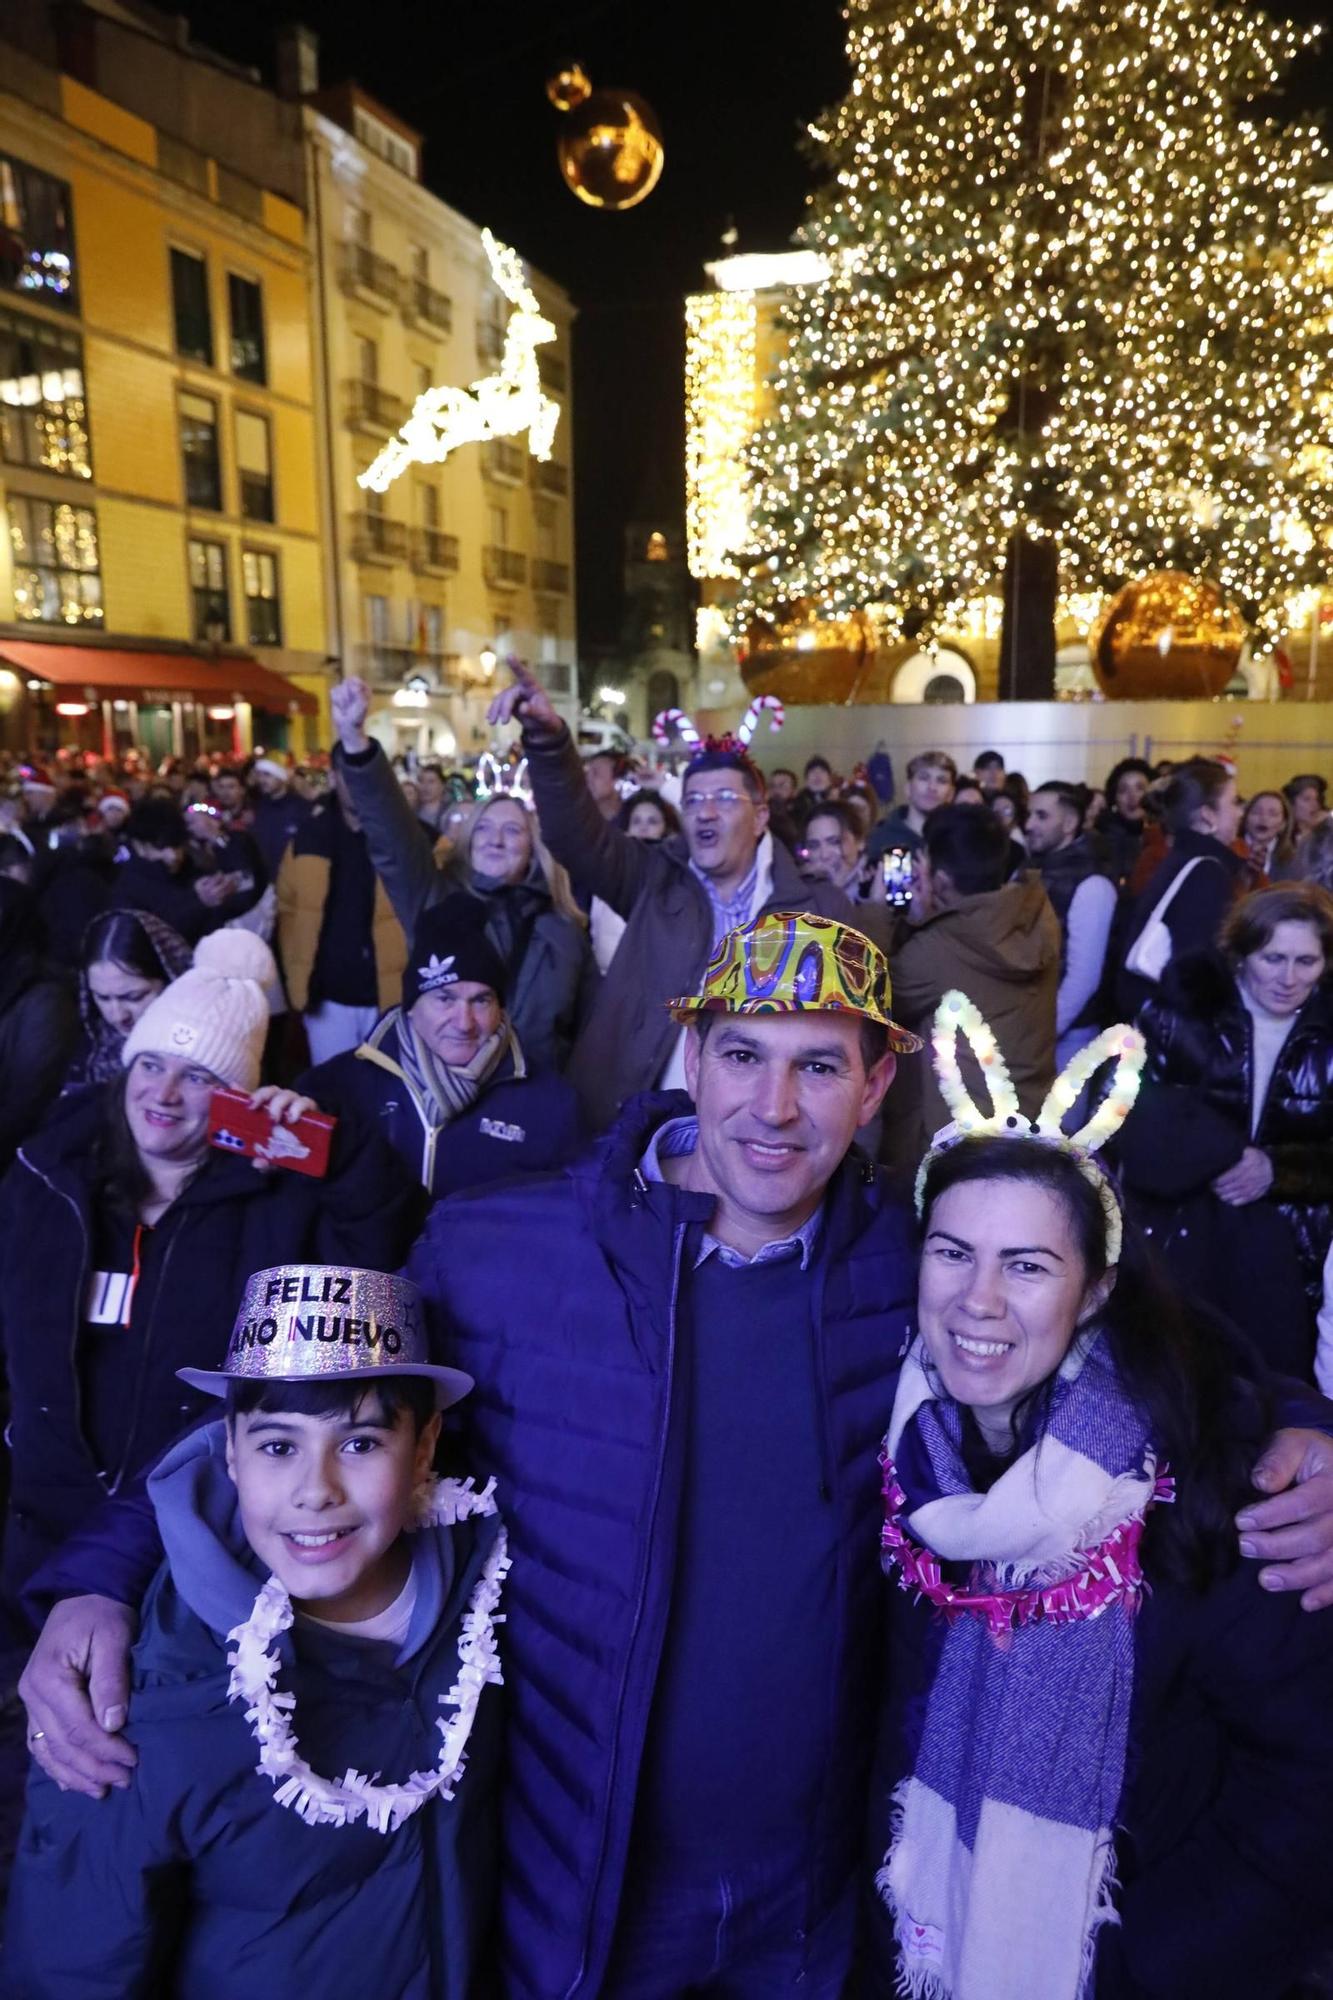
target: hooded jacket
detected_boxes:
[4,1423,503,1999]
[0,1085,427,1601]
[302,1009,582,1200]
[330,741,595,1079]
[404,1091,919,1998]
[879,876,1061,1186]
[65,908,193,1090]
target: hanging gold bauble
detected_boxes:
[556,88,664,212]
[1089,572,1247,700]
[545,63,592,113]
[741,612,877,704]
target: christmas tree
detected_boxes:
[732,0,1333,697]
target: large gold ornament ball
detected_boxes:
[546,63,592,112]
[1090,572,1247,700]
[742,613,876,704]
[556,89,664,212]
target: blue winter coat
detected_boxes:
[302,1010,582,1201]
[405,1091,919,1999]
[4,1423,503,1999]
[0,1083,427,1601]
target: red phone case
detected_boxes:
[207,1088,335,1178]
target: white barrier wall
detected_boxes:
[748,701,1333,795]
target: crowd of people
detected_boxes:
[0,672,1332,1997]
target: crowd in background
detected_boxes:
[0,677,1332,1995]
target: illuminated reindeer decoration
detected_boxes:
[358,232,561,496]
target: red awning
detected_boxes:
[0,639,318,716]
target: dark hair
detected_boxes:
[952,779,985,807]
[81,909,174,984]
[974,750,1005,773]
[804,756,833,778]
[1002,770,1030,813]
[695,1005,890,1075]
[126,799,188,849]
[682,745,765,801]
[617,787,681,837]
[802,799,861,843]
[922,803,1009,895]
[1104,756,1154,809]
[94,1071,159,1220]
[1032,780,1087,825]
[771,767,798,787]
[1221,881,1333,963]
[225,1373,437,1436]
[1283,773,1327,808]
[1160,758,1233,836]
[919,1136,1273,1589]
[585,749,621,771]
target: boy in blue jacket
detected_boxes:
[5,1262,508,2000]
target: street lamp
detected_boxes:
[478,646,498,679]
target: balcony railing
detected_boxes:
[482,438,525,483]
[483,546,527,588]
[357,644,462,687]
[530,458,569,497]
[344,380,406,433]
[476,320,505,364]
[348,511,408,563]
[532,558,570,594]
[339,241,400,306]
[410,526,460,574]
[405,278,453,333]
[538,350,567,394]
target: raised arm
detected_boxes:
[329,676,446,935]
[487,659,659,918]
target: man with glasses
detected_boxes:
[482,661,861,1129]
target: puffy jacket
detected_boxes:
[1115,828,1247,1019]
[331,741,595,1078]
[302,1009,583,1200]
[879,876,1062,1187]
[863,1495,1333,2000]
[277,795,407,1013]
[405,1092,918,1998]
[0,1084,427,1602]
[1122,950,1333,1310]
[0,957,78,1172]
[4,1422,502,1999]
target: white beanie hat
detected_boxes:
[122,930,276,1091]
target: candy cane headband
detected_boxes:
[914,991,1146,1266]
[651,696,785,751]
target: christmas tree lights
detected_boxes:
[727,0,1333,678]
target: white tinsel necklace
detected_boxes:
[225,1475,509,1835]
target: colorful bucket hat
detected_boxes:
[178,1264,473,1411]
[666,910,922,1054]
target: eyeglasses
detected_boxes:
[680,789,751,814]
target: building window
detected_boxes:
[242,547,281,645]
[170,248,213,365]
[418,482,440,529]
[415,362,432,399]
[180,392,222,510]
[488,504,508,547]
[8,494,102,624]
[0,307,91,478]
[356,335,378,385]
[188,537,230,642]
[228,273,266,383]
[347,205,371,246]
[411,244,428,282]
[422,602,444,655]
[236,409,274,522]
[0,154,77,309]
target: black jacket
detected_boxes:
[1116,952,1333,1369]
[1115,829,1246,1019]
[0,1083,427,1603]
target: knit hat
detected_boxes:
[402,896,508,1011]
[122,930,276,1090]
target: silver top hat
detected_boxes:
[177,1264,473,1411]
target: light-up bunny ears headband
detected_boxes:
[914,991,1147,1266]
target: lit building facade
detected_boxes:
[302,69,578,761]
[0,1,325,756]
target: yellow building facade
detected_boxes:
[0,16,326,758]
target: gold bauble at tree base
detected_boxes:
[1090,572,1247,700]
[556,89,664,211]
[546,63,592,112]
[741,614,878,704]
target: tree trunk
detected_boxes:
[998,532,1059,700]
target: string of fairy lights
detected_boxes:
[712,0,1333,652]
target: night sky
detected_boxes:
[183,0,1329,654]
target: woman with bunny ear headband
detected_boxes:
[865,990,1333,2000]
